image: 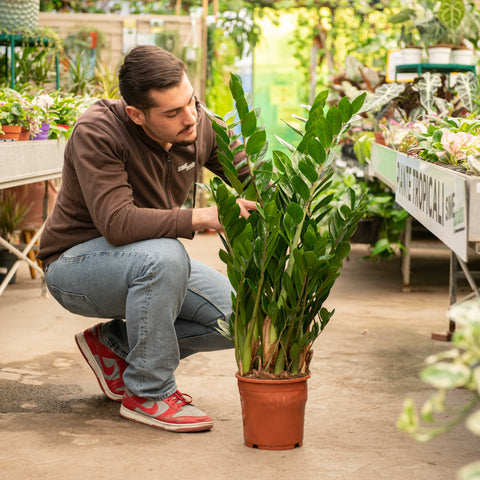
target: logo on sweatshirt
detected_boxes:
[177,162,195,173]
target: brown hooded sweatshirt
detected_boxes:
[38,98,247,267]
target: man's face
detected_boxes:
[126,73,198,151]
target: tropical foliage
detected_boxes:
[398,299,480,480]
[208,74,366,377]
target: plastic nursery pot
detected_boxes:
[427,45,452,64]
[0,125,21,140]
[236,373,309,450]
[0,250,17,284]
[32,123,50,141]
[401,46,422,64]
[18,127,30,141]
[451,47,474,65]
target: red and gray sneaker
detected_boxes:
[75,323,127,402]
[120,389,213,432]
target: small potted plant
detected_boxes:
[49,91,92,139]
[0,190,31,284]
[30,92,57,140]
[0,88,27,140]
[208,74,366,449]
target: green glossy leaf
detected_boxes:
[298,159,318,183]
[241,110,257,138]
[236,97,249,119]
[273,150,288,174]
[351,92,367,115]
[211,119,230,146]
[317,116,333,149]
[326,105,343,136]
[336,241,351,261]
[246,129,267,155]
[338,96,353,123]
[307,138,326,164]
[291,175,310,202]
[286,202,304,224]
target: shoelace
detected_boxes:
[166,391,193,409]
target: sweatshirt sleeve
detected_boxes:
[68,123,193,245]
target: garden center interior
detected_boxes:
[1,1,480,479]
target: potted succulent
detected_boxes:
[208,74,366,449]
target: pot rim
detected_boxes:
[235,372,310,384]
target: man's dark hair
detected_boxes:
[118,45,187,110]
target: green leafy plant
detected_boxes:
[0,88,26,131]
[0,191,31,243]
[208,74,367,377]
[390,0,480,48]
[411,116,480,171]
[398,299,480,480]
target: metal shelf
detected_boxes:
[0,34,60,90]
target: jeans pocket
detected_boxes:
[49,284,107,318]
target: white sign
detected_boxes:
[396,153,467,261]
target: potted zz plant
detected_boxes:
[208,74,366,450]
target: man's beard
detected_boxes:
[174,132,198,147]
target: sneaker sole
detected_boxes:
[119,404,213,433]
[75,331,123,402]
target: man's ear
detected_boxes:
[125,105,145,125]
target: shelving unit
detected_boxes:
[0,34,60,90]
[370,143,480,339]
[395,63,476,82]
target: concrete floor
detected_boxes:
[0,234,478,479]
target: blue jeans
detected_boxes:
[45,236,233,400]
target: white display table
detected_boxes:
[0,139,65,295]
[370,143,480,339]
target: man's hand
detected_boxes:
[192,198,257,232]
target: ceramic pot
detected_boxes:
[236,373,309,450]
[32,122,50,141]
[5,181,58,230]
[0,125,21,140]
[451,47,474,65]
[351,218,381,244]
[0,249,17,284]
[427,45,452,64]
[401,46,422,64]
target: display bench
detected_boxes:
[370,143,480,339]
[0,139,65,295]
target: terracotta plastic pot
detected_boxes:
[5,181,58,230]
[18,127,30,141]
[1,125,21,140]
[236,373,309,450]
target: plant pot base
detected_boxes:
[236,373,309,450]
